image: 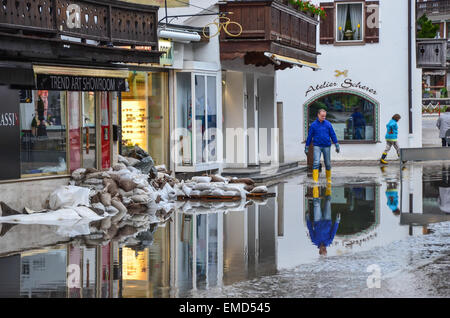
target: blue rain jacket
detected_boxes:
[306,119,338,147]
[386,189,399,212]
[307,219,340,248]
[385,119,398,141]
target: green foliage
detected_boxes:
[441,87,448,98]
[417,14,439,38]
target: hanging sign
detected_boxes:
[36,74,129,92]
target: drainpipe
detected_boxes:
[408,0,413,144]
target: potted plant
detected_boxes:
[440,87,448,98]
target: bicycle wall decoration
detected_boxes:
[202,14,243,39]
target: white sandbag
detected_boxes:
[72,168,86,181]
[126,156,141,166]
[250,185,268,193]
[0,208,81,224]
[194,183,213,191]
[118,155,130,166]
[83,178,103,185]
[190,190,201,196]
[48,185,91,210]
[163,183,176,198]
[130,195,149,204]
[191,176,211,183]
[73,206,105,220]
[182,184,192,197]
[106,205,119,216]
[113,163,127,171]
[211,188,225,196]
[133,188,148,196]
[175,187,186,197]
[155,164,167,172]
[223,190,240,196]
[127,166,140,174]
[200,190,212,196]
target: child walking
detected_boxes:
[380,114,401,164]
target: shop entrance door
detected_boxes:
[100,92,111,169]
[82,92,97,169]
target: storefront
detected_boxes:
[2,66,128,180]
[121,69,170,167]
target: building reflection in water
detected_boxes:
[0,167,431,297]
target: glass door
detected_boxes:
[82,92,97,169]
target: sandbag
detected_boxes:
[71,168,86,181]
[229,177,255,185]
[111,198,127,214]
[103,178,119,197]
[194,183,213,191]
[48,186,91,210]
[83,178,103,185]
[130,195,149,204]
[91,203,106,216]
[250,186,268,193]
[126,156,141,166]
[211,188,225,196]
[113,163,127,171]
[210,174,228,183]
[182,184,192,197]
[106,205,119,216]
[100,192,112,207]
[191,176,211,183]
[119,179,138,192]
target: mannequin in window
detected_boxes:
[306,185,341,256]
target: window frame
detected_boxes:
[335,1,365,44]
[303,89,380,144]
[174,70,219,170]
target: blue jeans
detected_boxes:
[313,196,332,222]
[313,146,331,170]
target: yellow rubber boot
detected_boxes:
[380,152,388,164]
[326,169,332,184]
[313,186,319,198]
[325,184,332,197]
[312,169,319,183]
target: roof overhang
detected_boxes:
[264,52,320,71]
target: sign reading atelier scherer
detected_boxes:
[0,86,20,180]
[36,74,129,92]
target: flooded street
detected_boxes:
[1,163,449,298]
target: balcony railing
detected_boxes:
[417,0,450,16]
[0,0,158,47]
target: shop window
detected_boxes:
[122,71,169,166]
[307,93,377,142]
[20,90,68,176]
[336,3,363,42]
[176,72,218,167]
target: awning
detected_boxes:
[264,52,320,71]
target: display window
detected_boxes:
[306,92,378,142]
[121,71,169,166]
[19,90,114,177]
[175,72,218,167]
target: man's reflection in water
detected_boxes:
[438,164,450,213]
[306,185,340,256]
[386,182,400,216]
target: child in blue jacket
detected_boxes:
[380,114,401,164]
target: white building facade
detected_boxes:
[277,0,422,162]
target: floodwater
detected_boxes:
[0,163,449,298]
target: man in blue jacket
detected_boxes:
[305,109,340,183]
[306,185,340,256]
[380,114,401,164]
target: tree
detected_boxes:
[417,14,439,38]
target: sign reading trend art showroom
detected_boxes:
[305,78,377,97]
[36,74,129,92]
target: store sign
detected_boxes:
[36,74,129,92]
[0,86,20,180]
[305,78,378,97]
[159,39,173,66]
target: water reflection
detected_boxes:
[1,164,445,298]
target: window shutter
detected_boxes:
[365,1,379,43]
[319,2,335,44]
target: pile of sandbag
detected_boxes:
[174,175,269,199]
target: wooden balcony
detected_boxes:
[218,0,319,70]
[417,39,447,68]
[417,0,450,17]
[0,0,162,64]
